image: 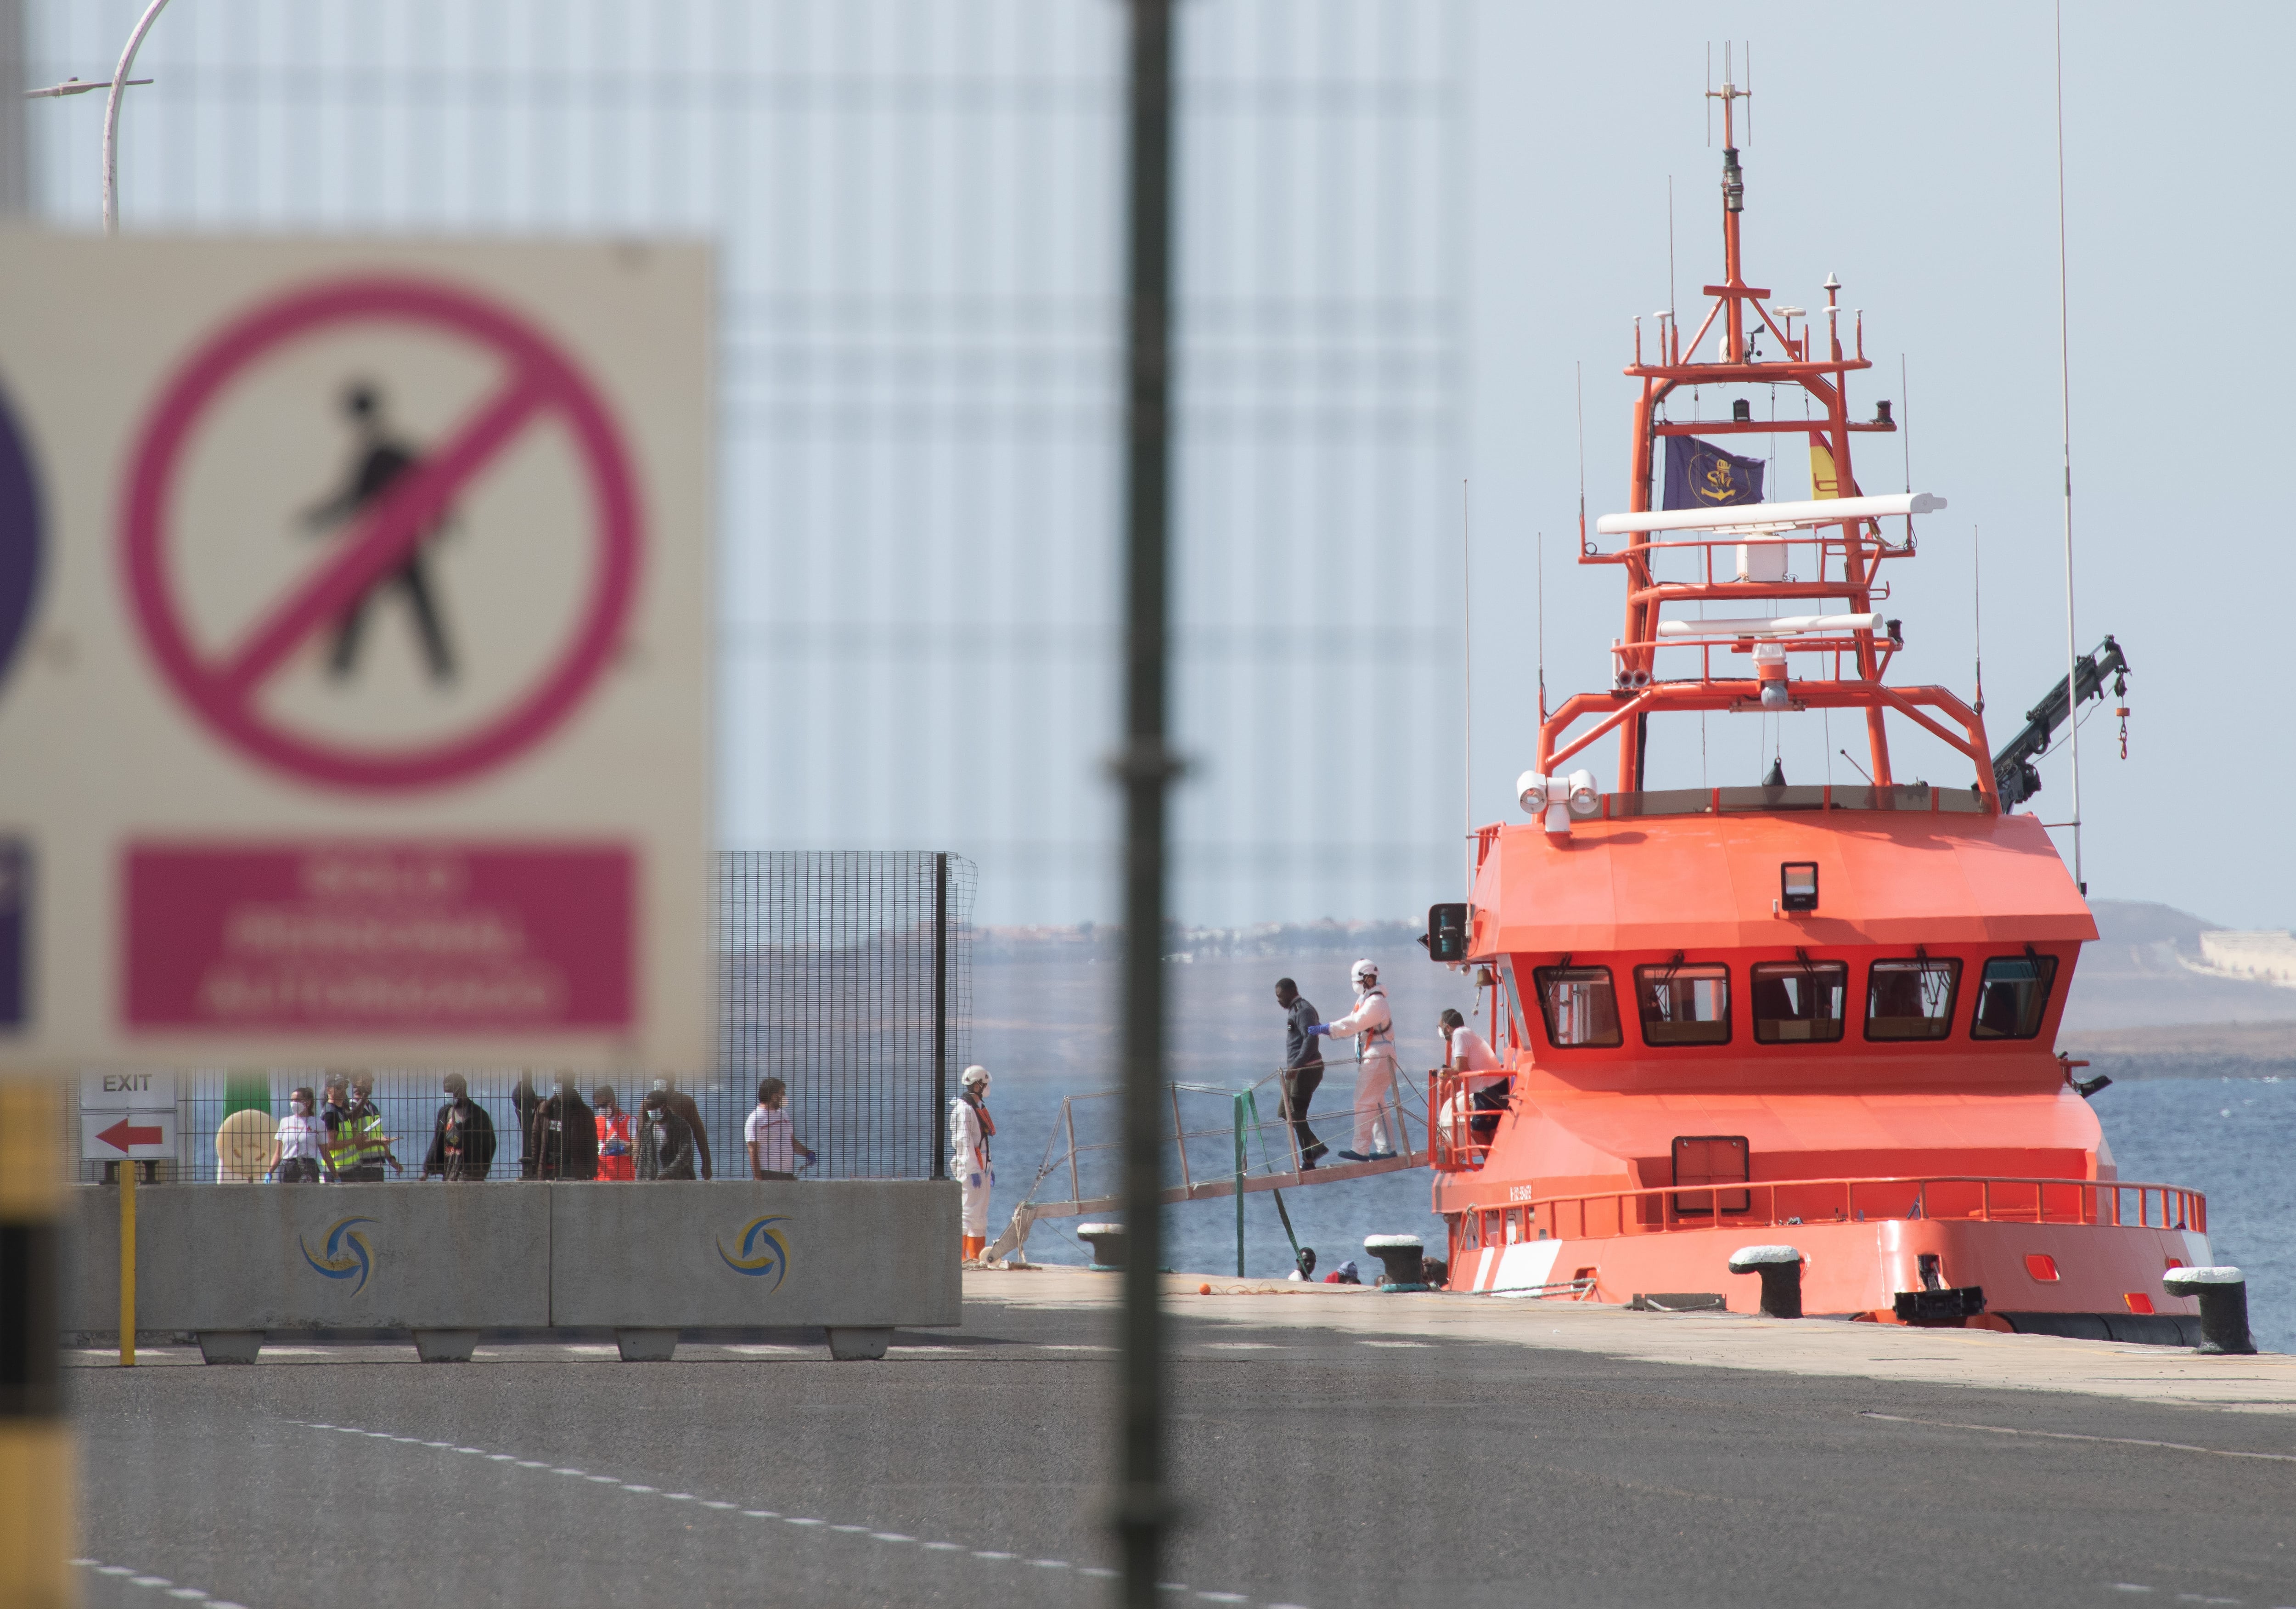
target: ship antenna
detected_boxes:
[1575,360,1587,553]
[1463,478,1474,894]
[1896,355,1910,490]
[1536,530,1548,723]
[1838,748,1874,785]
[1667,175,1677,329]
[1973,522,1985,718]
[2053,0,2085,893]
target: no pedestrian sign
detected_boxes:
[123,277,640,792]
[0,238,712,1073]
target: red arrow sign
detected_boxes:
[96,1117,164,1152]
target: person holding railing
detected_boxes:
[1308,959,1399,1162]
[1272,978,1328,1170]
[1435,1008,1509,1157]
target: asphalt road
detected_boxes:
[67,1301,2296,1609]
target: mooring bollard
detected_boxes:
[2163,1266,2257,1355]
[1077,1222,1125,1270]
[1364,1234,1427,1292]
[1727,1244,1805,1318]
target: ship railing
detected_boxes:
[1427,1069,1503,1173]
[1468,1174,2206,1246]
[983,1068,1430,1269]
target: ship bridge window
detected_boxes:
[1634,961,1732,1045]
[1865,956,1961,1041]
[1971,953,2059,1040]
[1750,959,1846,1043]
[1532,965,1622,1048]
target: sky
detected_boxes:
[1458,2,2291,927]
[20,0,2290,932]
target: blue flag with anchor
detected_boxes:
[1663,435,1765,511]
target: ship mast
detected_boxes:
[1544,71,2002,802]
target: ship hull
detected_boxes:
[1451,1211,2212,1342]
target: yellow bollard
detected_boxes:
[118,1158,135,1368]
[0,1076,74,1609]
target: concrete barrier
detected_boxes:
[62,1183,550,1335]
[61,1179,961,1359]
[548,1180,959,1332]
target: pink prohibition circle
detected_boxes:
[120,274,643,793]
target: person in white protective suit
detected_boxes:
[951,1064,996,1261]
[1309,959,1398,1161]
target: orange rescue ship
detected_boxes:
[1426,79,2208,1340]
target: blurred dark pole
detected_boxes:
[0,0,24,215]
[1114,0,1175,1604]
[932,850,948,1180]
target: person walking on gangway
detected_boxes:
[1273,977,1329,1170]
[301,380,458,684]
[951,1065,996,1263]
[1309,958,1399,1162]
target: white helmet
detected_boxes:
[1350,958,1378,987]
[960,1064,990,1090]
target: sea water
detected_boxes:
[980,1071,2295,1355]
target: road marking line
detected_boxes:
[1861,1411,2296,1464]
[292,1417,1311,1608]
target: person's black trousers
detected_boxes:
[1280,1062,1324,1156]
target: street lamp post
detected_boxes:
[102,0,174,235]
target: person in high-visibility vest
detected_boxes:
[949,1065,995,1262]
[593,1084,636,1182]
[343,1073,402,1182]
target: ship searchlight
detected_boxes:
[1517,768,1599,835]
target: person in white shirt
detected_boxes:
[269,1088,326,1184]
[1436,1007,1511,1156]
[1308,959,1398,1161]
[950,1065,995,1261]
[744,1078,815,1181]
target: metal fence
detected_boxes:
[67,850,974,1185]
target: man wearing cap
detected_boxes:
[950,1065,996,1262]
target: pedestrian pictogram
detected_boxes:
[121,276,642,792]
[302,381,459,685]
[0,379,42,700]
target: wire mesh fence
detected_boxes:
[67,851,974,1186]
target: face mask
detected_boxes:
[292,1101,309,1115]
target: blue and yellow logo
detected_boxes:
[300,1216,377,1295]
[716,1215,792,1290]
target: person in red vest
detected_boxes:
[593,1084,636,1182]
